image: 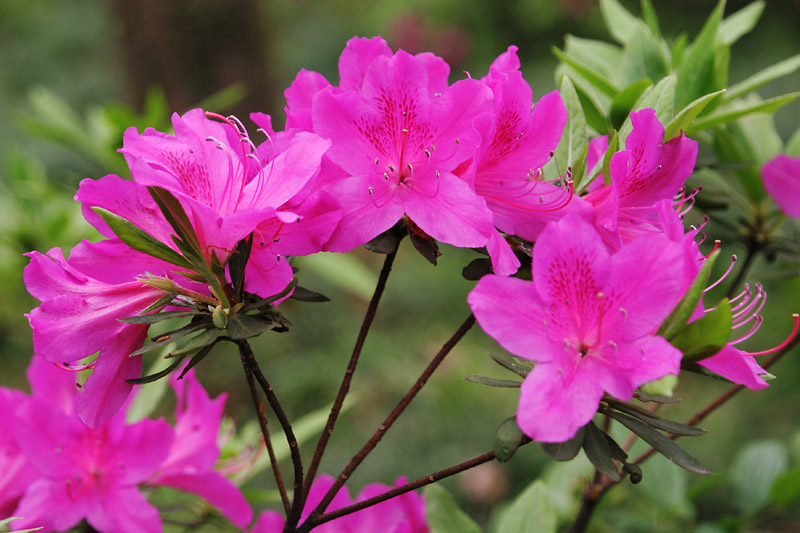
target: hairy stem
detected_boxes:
[302,250,398,501]
[236,340,304,530]
[240,350,290,514]
[302,313,476,529]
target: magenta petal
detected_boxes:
[338,36,393,92]
[12,479,87,532]
[86,486,163,533]
[151,472,252,528]
[468,275,555,362]
[285,69,332,130]
[251,511,286,533]
[0,389,38,517]
[110,417,174,485]
[485,230,521,276]
[763,153,800,219]
[272,192,342,257]
[517,363,605,442]
[244,247,296,298]
[67,238,175,285]
[595,336,682,399]
[488,45,521,73]
[698,346,769,390]
[26,355,77,414]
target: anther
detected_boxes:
[455,137,460,144]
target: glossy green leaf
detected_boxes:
[726,53,800,102]
[424,484,482,533]
[619,75,676,143]
[672,298,732,363]
[583,422,621,481]
[605,411,712,474]
[675,0,725,109]
[718,0,764,45]
[554,76,588,180]
[657,250,719,340]
[610,79,653,130]
[620,23,668,84]
[770,466,800,507]
[92,207,193,269]
[599,0,638,45]
[687,92,800,133]
[731,439,789,515]
[664,89,726,141]
[608,404,706,436]
[553,48,619,98]
[465,375,522,388]
[290,286,331,302]
[494,480,556,533]
[574,84,609,136]
[541,425,586,462]
[226,314,277,340]
[495,416,526,462]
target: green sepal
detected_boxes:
[494,416,526,463]
[656,249,719,341]
[672,297,732,363]
[212,305,229,329]
[92,207,193,270]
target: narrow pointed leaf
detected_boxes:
[657,250,719,340]
[583,422,621,481]
[229,235,253,298]
[606,404,706,436]
[605,411,712,474]
[718,0,765,45]
[247,278,298,310]
[289,286,331,302]
[495,416,526,462]
[126,354,187,384]
[226,314,277,340]
[489,353,531,377]
[169,328,222,357]
[634,391,681,403]
[462,258,493,281]
[143,292,179,313]
[687,92,800,133]
[640,0,661,38]
[664,89,726,141]
[610,79,653,130]
[675,0,725,108]
[672,298,732,362]
[541,425,586,461]
[118,309,203,324]
[619,75,676,142]
[177,342,216,379]
[602,131,618,186]
[554,76,588,180]
[130,322,210,356]
[92,207,193,269]
[553,48,619,98]
[148,186,203,257]
[599,0,638,45]
[726,55,800,102]
[464,375,521,388]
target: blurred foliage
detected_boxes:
[1,0,799,531]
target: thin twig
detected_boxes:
[302,250,398,501]
[237,340,305,530]
[300,449,497,531]
[240,351,290,514]
[302,313,476,529]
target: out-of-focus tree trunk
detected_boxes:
[112,0,275,119]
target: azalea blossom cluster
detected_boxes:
[17,33,796,531]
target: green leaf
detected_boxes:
[602,131,618,187]
[583,422,621,481]
[619,75,676,143]
[608,404,706,436]
[672,298,732,363]
[620,23,668,84]
[494,480,557,533]
[494,417,526,462]
[130,321,210,356]
[294,252,376,302]
[126,354,186,385]
[226,314,277,340]
[574,84,609,136]
[718,0,765,45]
[489,353,531,378]
[147,186,204,259]
[168,328,221,357]
[725,53,800,102]
[664,89,726,140]
[541,425,586,462]
[554,76,588,180]
[640,0,661,38]
[127,348,178,422]
[675,0,725,109]
[92,207,193,269]
[464,375,522,388]
[770,466,800,507]
[599,0,638,45]
[424,484,482,533]
[118,309,202,325]
[610,79,653,130]
[553,48,619,98]
[687,92,800,133]
[657,250,719,340]
[605,410,712,474]
[289,286,331,302]
[177,342,216,378]
[0,517,42,532]
[731,438,789,515]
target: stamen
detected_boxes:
[704,255,737,292]
[730,315,763,344]
[56,361,96,372]
[703,240,721,259]
[747,314,800,356]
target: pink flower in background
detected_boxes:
[585,109,698,249]
[469,45,590,274]
[5,357,250,532]
[468,215,686,442]
[762,153,800,219]
[291,36,495,252]
[252,474,428,533]
[0,389,37,517]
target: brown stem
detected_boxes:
[569,470,605,533]
[301,249,398,508]
[240,351,290,514]
[299,449,497,532]
[236,340,305,531]
[302,313,476,529]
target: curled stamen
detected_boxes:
[731,315,763,344]
[704,255,737,292]
[703,240,721,259]
[747,314,800,356]
[729,284,751,306]
[732,284,765,323]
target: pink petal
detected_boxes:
[12,479,88,532]
[285,69,332,130]
[338,36,393,92]
[485,230,521,276]
[698,346,769,390]
[86,486,163,533]
[763,153,800,219]
[593,336,682,399]
[150,472,252,528]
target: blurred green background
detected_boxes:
[1,0,800,531]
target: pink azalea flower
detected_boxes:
[469,45,591,274]
[467,214,687,442]
[148,369,253,529]
[295,36,495,252]
[762,153,800,219]
[6,357,251,532]
[251,474,428,533]
[0,389,37,517]
[584,109,698,249]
